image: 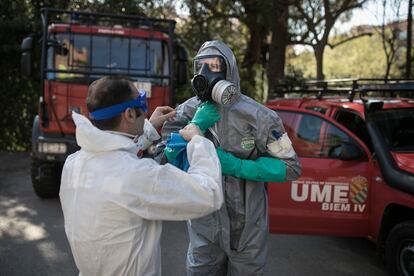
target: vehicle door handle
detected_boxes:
[375,176,382,182]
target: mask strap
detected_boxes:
[90,90,147,121]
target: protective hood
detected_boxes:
[72,112,135,153]
[195,40,241,98]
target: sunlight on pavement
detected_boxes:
[37,240,63,262]
[0,196,47,241]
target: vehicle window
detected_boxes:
[47,33,87,79]
[335,109,373,152]
[47,33,169,80]
[130,39,168,75]
[322,123,357,159]
[374,108,414,151]
[130,39,147,72]
[91,36,109,69]
[149,40,163,75]
[277,110,366,160]
[111,37,128,70]
[55,35,69,60]
[297,114,322,143]
[92,36,129,72]
[72,34,90,68]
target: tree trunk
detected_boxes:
[243,15,263,95]
[407,0,413,79]
[267,0,289,98]
[240,0,268,97]
[314,45,325,80]
[385,60,391,80]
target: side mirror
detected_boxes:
[176,45,188,86]
[21,36,34,77]
[48,40,68,56]
[329,142,365,161]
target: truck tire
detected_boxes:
[385,221,414,276]
[30,156,62,198]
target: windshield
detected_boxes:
[374,108,414,151]
[47,33,169,83]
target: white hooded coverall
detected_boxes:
[60,113,223,276]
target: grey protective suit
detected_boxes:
[155,40,301,275]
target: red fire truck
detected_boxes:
[21,8,187,199]
[266,79,414,276]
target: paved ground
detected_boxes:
[0,152,388,276]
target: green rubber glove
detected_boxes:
[164,146,179,163]
[216,148,286,182]
[189,101,221,133]
[216,147,243,175]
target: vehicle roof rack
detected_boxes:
[272,78,414,102]
[41,8,176,35]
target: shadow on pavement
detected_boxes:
[0,152,77,276]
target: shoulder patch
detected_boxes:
[241,136,255,150]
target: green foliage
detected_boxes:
[287,32,406,80]
[0,0,39,151]
[239,63,267,103]
[324,34,387,78]
[287,46,316,79]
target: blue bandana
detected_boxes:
[90,89,148,121]
[166,132,190,172]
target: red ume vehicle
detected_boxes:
[266,79,414,276]
[21,8,188,199]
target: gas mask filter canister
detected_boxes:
[211,80,237,105]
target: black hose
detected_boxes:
[365,114,414,196]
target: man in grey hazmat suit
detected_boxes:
[156,41,301,275]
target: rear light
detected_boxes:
[38,142,67,154]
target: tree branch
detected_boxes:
[196,0,242,21]
[332,0,367,20]
[327,32,373,49]
[288,40,314,47]
[292,1,320,42]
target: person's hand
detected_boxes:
[179,124,202,141]
[189,101,221,133]
[149,106,176,128]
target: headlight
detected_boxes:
[38,142,67,154]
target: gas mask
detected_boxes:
[191,55,237,105]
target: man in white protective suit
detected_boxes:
[60,75,224,276]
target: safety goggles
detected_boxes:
[193,55,226,74]
[89,89,148,121]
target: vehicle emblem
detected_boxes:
[349,176,368,204]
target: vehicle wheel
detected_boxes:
[30,156,61,198]
[385,221,414,276]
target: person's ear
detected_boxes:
[123,108,136,123]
